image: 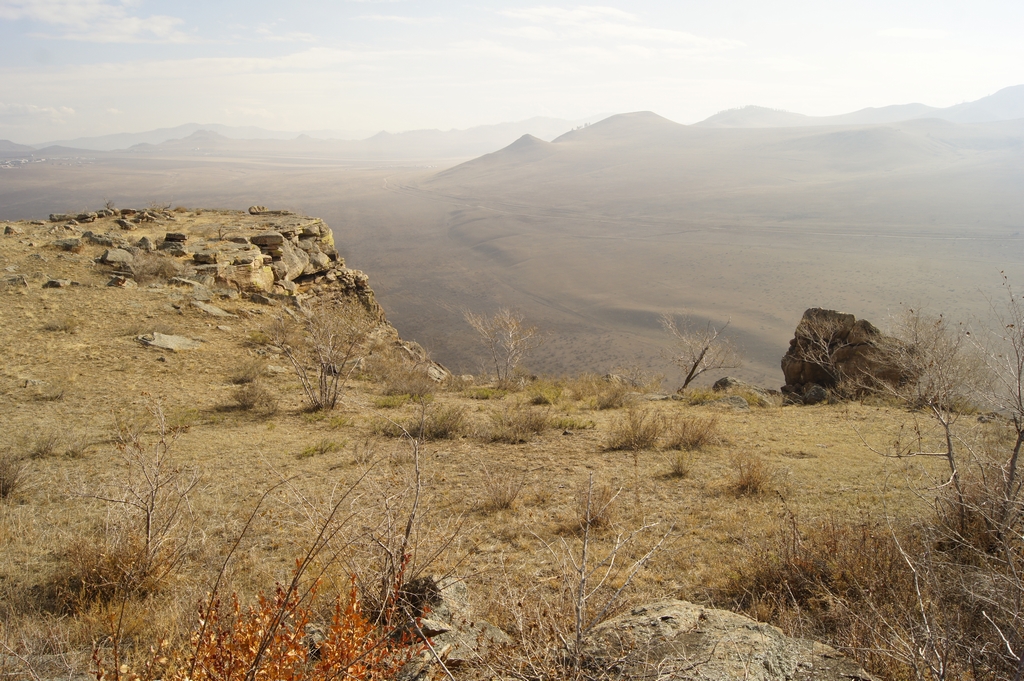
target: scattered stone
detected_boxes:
[192,300,234,317]
[107,275,137,288]
[583,600,875,681]
[49,213,73,222]
[138,332,201,351]
[3,274,28,287]
[42,279,72,288]
[120,208,137,216]
[76,212,98,223]
[169,277,206,288]
[216,325,232,332]
[53,238,83,252]
[4,225,23,235]
[248,205,268,214]
[426,362,450,383]
[30,220,45,225]
[115,218,136,231]
[99,248,134,265]
[136,236,155,252]
[96,208,115,217]
[163,232,188,242]
[158,240,191,257]
[250,293,275,305]
[193,250,224,265]
[642,393,672,401]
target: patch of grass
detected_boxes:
[480,466,526,512]
[63,433,92,459]
[32,387,66,402]
[298,439,345,459]
[665,415,720,451]
[373,405,468,441]
[43,317,80,334]
[730,452,777,497]
[528,380,563,406]
[606,407,663,451]
[594,382,634,410]
[0,451,27,500]
[683,387,718,406]
[28,430,63,459]
[667,451,695,479]
[374,394,410,409]
[467,387,506,400]
[488,404,551,444]
[551,416,596,431]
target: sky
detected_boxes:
[1,0,1023,143]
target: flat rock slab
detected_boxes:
[138,332,201,351]
[192,301,234,317]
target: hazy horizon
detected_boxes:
[3,1,1024,143]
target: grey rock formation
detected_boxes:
[138,332,201,351]
[583,600,874,681]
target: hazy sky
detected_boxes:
[1,0,1023,142]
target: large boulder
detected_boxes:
[582,600,875,681]
[781,308,907,395]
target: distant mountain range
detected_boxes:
[696,84,1024,128]
[19,116,603,154]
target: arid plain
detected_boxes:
[3,112,1024,385]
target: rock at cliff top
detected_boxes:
[781,308,907,395]
[583,600,875,681]
[138,333,201,351]
[251,231,285,247]
[270,240,309,282]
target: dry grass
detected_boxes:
[480,466,527,511]
[131,253,183,284]
[605,407,663,451]
[666,450,695,479]
[229,358,266,385]
[231,380,278,415]
[664,415,720,451]
[487,403,550,443]
[298,438,344,459]
[43,317,80,334]
[575,481,618,530]
[0,451,27,500]
[729,452,777,497]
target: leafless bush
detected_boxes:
[375,403,467,441]
[575,480,618,531]
[606,407,663,451]
[664,415,720,451]
[232,380,278,415]
[229,357,266,385]
[131,253,182,284]
[464,307,541,388]
[661,313,741,390]
[266,297,373,411]
[28,430,63,459]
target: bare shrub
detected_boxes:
[665,415,720,451]
[730,453,775,497]
[575,480,618,530]
[661,313,741,390]
[59,402,200,607]
[481,466,526,511]
[229,358,266,385]
[380,362,437,399]
[488,403,550,443]
[606,407,663,451]
[232,380,278,415]
[464,307,540,388]
[0,451,27,500]
[266,298,374,411]
[131,253,182,284]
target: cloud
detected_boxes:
[0,101,75,124]
[498,5,743,53]
[877,28,948,40]
[254,26,317,43]
[356,14,443,24]
[0,0,192,43]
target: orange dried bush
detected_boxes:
[95,580,419,681]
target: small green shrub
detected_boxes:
[374,394,410,409]
[299,439,345,459]
[551,416,596,431]
[683,387,717,406]
[467,387,506,400]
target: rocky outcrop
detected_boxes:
[582,600,874,681]
[781,308,907,401]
